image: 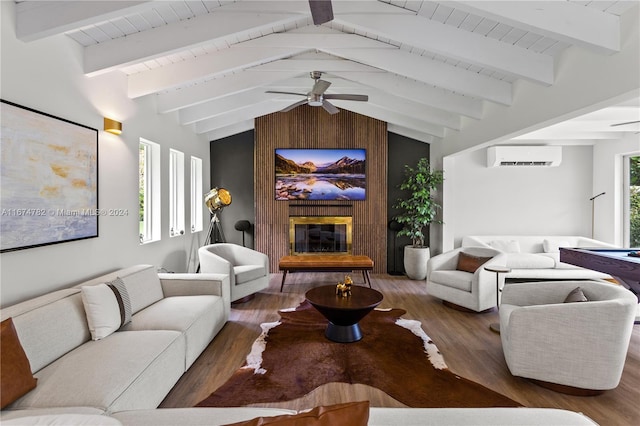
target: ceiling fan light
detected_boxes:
[308,93,323,106]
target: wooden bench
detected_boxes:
[278,255,374,291]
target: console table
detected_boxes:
[279,255,374,291]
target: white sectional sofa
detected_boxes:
[1,265,230,414]
[1,265,599,425]
[461,235,617,281]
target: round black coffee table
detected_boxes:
[305,285,383,343]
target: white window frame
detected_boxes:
[191,156,203,233]
[139,138,161,244]
[623,154,640,247]
[169,149,185,237]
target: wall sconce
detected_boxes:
[104,117,122,135]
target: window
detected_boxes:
[169,149,185,237]
[626,155,640,247]
[139,139,161,244]
[191,156,203,233]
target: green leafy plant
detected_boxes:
[630,156,640,247]
[393,158,444,248]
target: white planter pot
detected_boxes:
[403,246,430,280]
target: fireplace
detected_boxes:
[289,216,352,255]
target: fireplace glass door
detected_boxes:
[289,216,352,255]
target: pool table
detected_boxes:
[559,247,640,300]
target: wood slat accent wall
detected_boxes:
[255,105,387,274]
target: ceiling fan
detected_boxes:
[266,71,368,115]
[308,0,333,25]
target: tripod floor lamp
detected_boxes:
[590,192,605,238]
[204,187,232,245]
[197,187,232,273]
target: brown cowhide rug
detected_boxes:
[196,301,521,408]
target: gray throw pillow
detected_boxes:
[564,286,588,303]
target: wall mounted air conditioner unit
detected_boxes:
[487,146,562,167]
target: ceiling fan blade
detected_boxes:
[324,94,368,102]
[610,120,640,127]
[265,91,306,97]
[281,99,308,112]
[311,79,331,95]
[309,0,333,25]
[322,100,339,115]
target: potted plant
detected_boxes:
[393,158,444,280]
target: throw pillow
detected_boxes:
[81,278,132,340]
[456,252,493,273]
[489,240,521,253]
[107,277,132,327]
[222,401,369,426]
[1,318,37,408]
[543,239,570,253]
[564,287,589,303]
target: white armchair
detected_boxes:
[499,280,637,394]
[198,243,270,303]
[427,247,508,312]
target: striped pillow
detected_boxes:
[106,277,132,327]
[80,278,132,340]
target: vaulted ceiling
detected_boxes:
[14,0,640,144]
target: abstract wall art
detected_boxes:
[1,100,98,252]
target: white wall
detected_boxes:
[441,145,594,251]
[0,2,210,307]
[592,134,640,245]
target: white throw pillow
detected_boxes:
[506,253,556,269]
[81,279,132,340]
[489,240,521,253]
[543,239,570,253]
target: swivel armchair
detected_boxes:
[198,243,269,303]
[499,280,636,394]
[427,247,507,312]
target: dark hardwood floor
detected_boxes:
[160,273,640,425]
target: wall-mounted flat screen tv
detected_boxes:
[275,148,366,201]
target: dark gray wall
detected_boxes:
[210,130,256,249]
[209,130,430,271]
[387,133,430,274]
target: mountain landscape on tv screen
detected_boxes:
[275,154,365,175]
[275,151,366,201]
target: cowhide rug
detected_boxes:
[197,301,521,408]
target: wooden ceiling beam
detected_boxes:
[128,47,310,98]
[450,0,620,55]
[330,71,483,119]
[194,100,290,134]
[205,120,255,142]
[322,47,512,105]
[334,13,554,85]
[156,69,303,113]
[16,0,152,41]
[83,9,306,75]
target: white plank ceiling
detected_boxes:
[14,0,640,143]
